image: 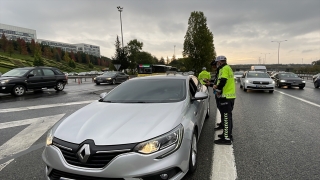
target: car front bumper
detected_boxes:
[245,83,275,90]
[42,137,191,179]
[278,82,305,87]
[0,84,14,93]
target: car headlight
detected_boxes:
[94,77,96,80]
[106,78,111,80]
[0,80,9,84]
[46,129,53,146]
[280,80,286,82]
[134,124,184,158]
[245,80,249,83]
[302,81,306,83]
[271,81,275,84]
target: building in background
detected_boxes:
[0,23,101,57]
[0,23,37,42]
[74,43,100,57]
[37,39,78,53]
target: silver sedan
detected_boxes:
[42,74,210,179]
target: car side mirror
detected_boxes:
[99,92,108,99]
[191,92,208,101]
[27,74,34,78]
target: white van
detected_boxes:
[251,66,267,72]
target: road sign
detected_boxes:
[114,64,121,71]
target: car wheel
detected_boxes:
[96,83,100,85]
[315,82,319,88]
[205,100,210,119]
[188,131,198,174]
[55,82,65,91]
[112,79,116,85]
[12,85,26,96]
[269,90,274,93]
[299,86,304,89]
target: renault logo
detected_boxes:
[77,144,90,163]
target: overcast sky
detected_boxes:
[1,0,319,64]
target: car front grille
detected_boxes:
[252,81,269,85]
[49,169,124,180]
[52,138,136,169]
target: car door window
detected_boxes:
[189,79,197,97]
[191,76,201,90]
[29,69,43,76]
[42,69,55,76]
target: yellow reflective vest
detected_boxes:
[217,65,236,99]
[198,70,211,85]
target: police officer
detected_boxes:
[213,55,236,145]
[198,67,211,87]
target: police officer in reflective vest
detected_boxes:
[212,55,236,145]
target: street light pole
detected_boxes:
[117,6,124,49]
[174,45,175,57]
[261,53,270,64]
[271,40,287,64]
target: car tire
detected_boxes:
[96,83,100,85]
[299,86,304,89]
[12,85,26,96]
[269,90,274,93]
[205,100,210,119]
[315,82,319,88]
[188,131,198,174]
[112,79,116,85]
[55,82,65,91]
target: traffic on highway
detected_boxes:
[0,71,319,180]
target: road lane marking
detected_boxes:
[211,110,237,180]
[0,114,65,160]
[0,159,14,171]
[275,90,320,108]
[0,100,94,113]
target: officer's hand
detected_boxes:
[213,85,217,89]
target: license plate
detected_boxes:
[97,80,102,82]
[257,85,266,88]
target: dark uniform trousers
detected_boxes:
[219,98,235,139]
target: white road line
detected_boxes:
[0,159,14,171]
[275,90,320,108]
[0,100,95,113]
[0,114,65,160]
[211,110,237,180]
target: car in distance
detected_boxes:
[94,71,129,85]
[314,76,320,88]
[272,72,305,89]
[240,71,275,93]
[234,71,244,81]
[0,67,67,96]
[312,73,320,82]
[42,75,209,179]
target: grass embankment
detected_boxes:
[0,51,106,74]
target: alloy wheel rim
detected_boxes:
[15,87,24,95]
[57,83,63,90]
[191,135,197,166]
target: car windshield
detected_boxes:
[234,72,243,75]
[279,73,298,78]
[2,69,29,77]
[103,72,117,76]
[102,79,186,103]
[247,72,269,78]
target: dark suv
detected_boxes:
[0,67,67,96]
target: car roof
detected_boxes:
[247,71,266,73]
[131,74,191,81]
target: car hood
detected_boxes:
[53,101,185,145]
[247,78,272,81]
[0,76,22,81]
[280,77,302,81]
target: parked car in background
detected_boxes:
[0,67,67,96]
[78,72,87,76]
[234,71,244,81]
[272,72,305,89]
[251,65,267,72]
[312,73,320,82]
[314,76,320,88]
[42,75,209,180]
[68,72,78,76]
[94,71,129,85]
[89,71,99,76]
[240,71,275,93]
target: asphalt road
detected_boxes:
[0,79,319,180]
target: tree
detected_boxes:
[135,51,155,65]
[183,11,216,74]
[43,46,53,58]
[0,33,8,52]
[63,51,71,62]
[125,39,143,71]
[112,36,129,71]
[33,43,44,66]
[29,39,36,56]
[159,57,165,64]
[77,52,82,63]
[68,59,76,68]
[70,51,76,62]
[20,39,28,55]
[6,40,14,56]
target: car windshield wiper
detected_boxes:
[99,100,114,103]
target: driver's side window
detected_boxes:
[189,79,197,97]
